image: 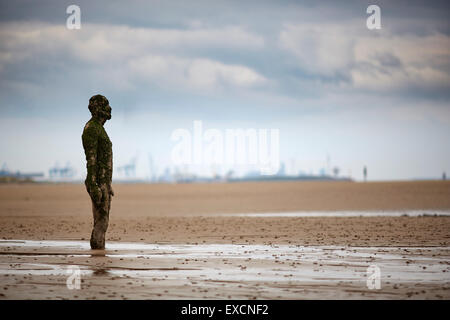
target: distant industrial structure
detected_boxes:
[0,163,44,182]
[48,162,76,180]
[149,161,353,184]
[117,156,137,178]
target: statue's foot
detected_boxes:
[90,244,105,250]
[90,228,106,249]
[90,237,105,250]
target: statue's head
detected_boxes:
[88,94,112,122]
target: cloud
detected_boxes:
[0,22,264,60]
[0,22,267,93]
[279,22,450,93]
[352,33,450,91]
[0,1,449,181]
[129,55,267,91]
[279,23,355,78]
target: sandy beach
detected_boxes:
[0,180,449,299]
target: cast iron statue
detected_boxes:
[82,94,114,249]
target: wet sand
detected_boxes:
[0,240,448,300]
[0,181,449,299]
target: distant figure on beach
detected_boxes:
[444,172,447,181]
[82,95,114,249]
[363,166,367,182]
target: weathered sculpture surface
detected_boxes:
[82,94,114,249]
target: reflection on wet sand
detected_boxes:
[93,268,109,276]
[0,240,449,299]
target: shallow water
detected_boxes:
[0,239,449,299]
[222,210,450,217]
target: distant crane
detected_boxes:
[148,154,156,182]
[117,156,137,177]
[49,162,76,179]
[0,163,9,176]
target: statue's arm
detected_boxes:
[82,125,102,203]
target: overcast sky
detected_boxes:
[0,0,449,181]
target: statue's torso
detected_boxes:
[82,119,113,185]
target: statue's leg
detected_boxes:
[90,185,111,249]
